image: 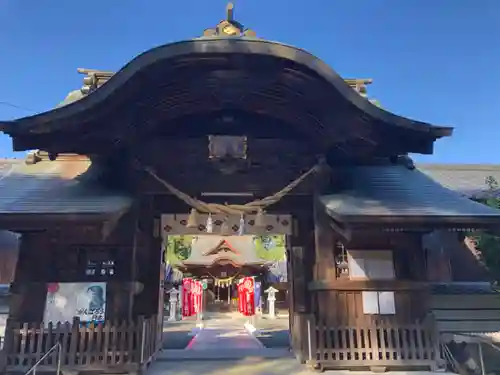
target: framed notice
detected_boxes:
[43,282,106,327]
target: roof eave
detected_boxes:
[330,213,500,228]
[0,38,451,139]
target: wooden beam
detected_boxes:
[433,309,500,321]
[430,294,500,310]
[436,320,500,333]
[308,279,430,291]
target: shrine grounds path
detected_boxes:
[154,313,457,374]
[161,311,290,350]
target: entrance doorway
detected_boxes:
[159,213,293,355]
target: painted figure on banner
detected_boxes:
[191,280,202,314]
[244,277,255,316]
[87,285,105,311]
[238,279,245,314]
[182,278,193,317]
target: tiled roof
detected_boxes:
[0,158,132,215]
[184,236,265,266]
[321,165,500,221]
[417,164,500,199]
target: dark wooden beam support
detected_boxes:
[309,279,430,291]
[313,201,336,281]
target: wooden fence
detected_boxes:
[1,315,159,374]
[303,315,441,371]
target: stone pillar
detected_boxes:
[265,286,278,319]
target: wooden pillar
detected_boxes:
[9,232,48,322]
[312,159,336,281]
[313,197,336,281]
[132,196,163,321]
[422,230,453,282]
[288,197,315,363]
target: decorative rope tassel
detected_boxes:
[238,213,245,236]
[255,209,266,227]
[186,209,199,228]
[206,214,214,233]
[220,217,231,236]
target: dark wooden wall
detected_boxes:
[0,231,19,284]
[9,210,145,322]
[311,229,430,327]
[130,137,318,196]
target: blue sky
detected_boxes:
[0,0,498,163]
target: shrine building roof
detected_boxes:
[0,5,451,156]
[182,235,267,267]
[0,155,132,227]
[321,164,500,228]
[416,163,500,199]
[0,154,498,225]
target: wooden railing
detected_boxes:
[303,282,442,371]
[1,315,159,374]
[302,315,441,371]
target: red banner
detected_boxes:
[237,280,245,313]
[239,277,255,316]
[182,278,193,317]
[191,280,202,314]
[244,277,255,316]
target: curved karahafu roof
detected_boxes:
[0,5,452,155]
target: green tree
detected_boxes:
[165,235,192,263]
[254,235,286,261]
[471,176,500,281]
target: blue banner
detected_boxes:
[254,281,262,309]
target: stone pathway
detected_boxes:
[187,321,264,351]
[154,316,455,374]
[157,317,292,360]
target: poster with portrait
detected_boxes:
[43,282,107,328]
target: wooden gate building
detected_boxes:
[1,4,500,373]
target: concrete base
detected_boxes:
[148,358,458,375]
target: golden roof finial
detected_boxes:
[201,2,256,38]
[226,2,234,22]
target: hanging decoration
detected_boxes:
[186,209,199,228]
[238,213,245,236]
[220,217,231,236]
[255,209,266,228]
[209,269,241,288]
[335,241,349,276]
[206,214,214,233]
[134,158,326,230]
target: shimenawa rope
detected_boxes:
[134,159,322,215]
